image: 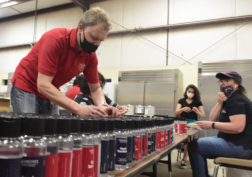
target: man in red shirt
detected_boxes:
[11,7,118,117]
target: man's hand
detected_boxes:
[77,105,108,117]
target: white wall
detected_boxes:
[0,6,83,73]
[1,0,252,94]
[91,0,252,67]
[0,47,31,73]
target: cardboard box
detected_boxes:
[0,97,10,112]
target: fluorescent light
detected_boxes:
[0,0,10,3]
[0,1,18,7]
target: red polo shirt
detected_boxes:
[11,28,99,98]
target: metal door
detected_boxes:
[145,82,176,116]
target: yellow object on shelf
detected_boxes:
[0,97,10,112]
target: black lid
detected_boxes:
[154,117,162,126]
[56,117,72,135]
[21,114,45,136]
[80,119,87,133]
[71,118,81,133]
[44,115,57,135]
[99,118,108,132]
[125,118,131,130]
[0,113,21,137]
[107,119,115,132]
[146,118,151,128]
[142,118,148,128]
[132,118,141,129]
[114,118,125,130]
[92,118,100,133]
[165,117,175,124]
[81,118,94,133]
[159,118,165,126]
[126,118,135,130]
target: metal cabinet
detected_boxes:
[116,69,181,116]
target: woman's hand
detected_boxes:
[183,106,191,113]
[117,106,129,113]
[217,92,227,104]
[99,105,119,117]
[192,107,200,114]
[116,106,128,117]
[195,121,212,129]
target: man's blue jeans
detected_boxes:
[11,85,59,115]
[188,136,252,177]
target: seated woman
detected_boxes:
[75,72,128,115]
[189,71,252,177]
[175,84,205,168]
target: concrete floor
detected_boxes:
[136,150,226,177]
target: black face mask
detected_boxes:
[80,33,98,53]
[220,85,234,96]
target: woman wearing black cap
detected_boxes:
[188,71,252,177]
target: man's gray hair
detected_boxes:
[79,7,112,31]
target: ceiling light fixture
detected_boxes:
[0,1,18,8]
[0,0,10,3]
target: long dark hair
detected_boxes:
[183,84,201,103]
[73,74,83,86]
[80,72,106,95]
[237,85,246,95]
[79,77,90,95]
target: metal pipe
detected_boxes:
[108,15,252,36]
[166,0,170,66]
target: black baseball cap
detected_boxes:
[216,71,242,84]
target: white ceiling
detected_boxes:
[0,0,73,19]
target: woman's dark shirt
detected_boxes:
[217,91,252,150]
[74,94,117,107]
[178,98,203,120]
[74,94,94,105]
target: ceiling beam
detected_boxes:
[72,0,89,11]
[0,2,76,23]
[72,0,109,11]
[108,15,252,36]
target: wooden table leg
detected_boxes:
[152,163,157,177]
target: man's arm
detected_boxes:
[196,114,246,134]
[89,82,121,116]
[88,82,106,106]
[37,72,106,117]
